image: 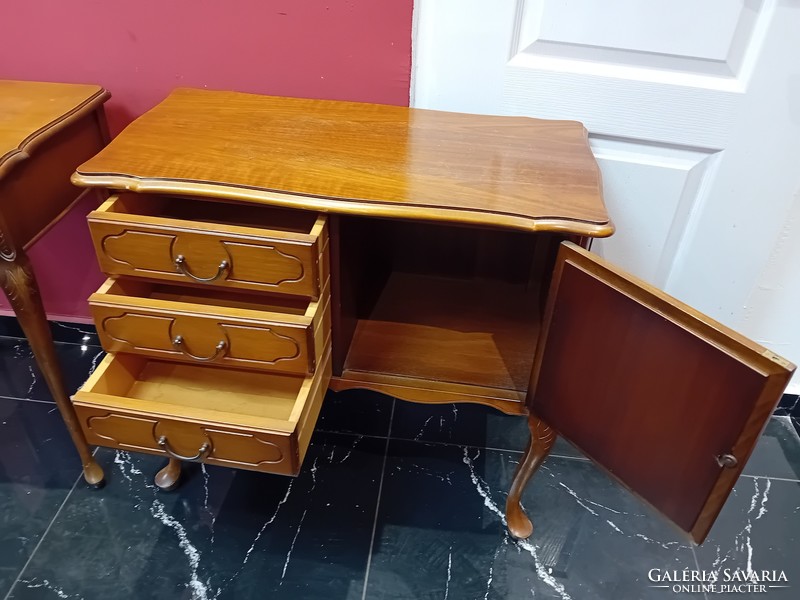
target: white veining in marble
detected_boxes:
[113,451,136,484]
[114,450,152,510]
[26,364,36,397]
[483,543,502,600]
[710,477,773,578]
[757,479,771,519]
[200,464,216,545]
[458,443,707,598]
[775,414,800,444]
[88,349,104,374]
[279,508,309,584]
[113,453,219,599]
[462,448,504,522]
[22,578,83,599]
[557,481,601,517]
[443,546,452,600]
[414,416,434,441]
[52,322,96,351]
[13,342,37,397]
[113,451,211,599]
[336,435,363,464]
[150,500,211,600]
[241,479,295,568]
[77,349,106,391]
[53,322,95,337]
[483,564,494,600]
[201,464,211,512]
[66,327,94,353]
[515,539,572,600]
[546,467,685,551]
[461,447,573,600]
[412,405,461,442]
[394,462,453,485]
[582,497,628,515]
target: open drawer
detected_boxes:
[73,349,331,476]
[88,194,328,298]
[90,278,330,375]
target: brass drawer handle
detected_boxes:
[174,254,230,283]
[172,335,227,362]
[158,435,211,461]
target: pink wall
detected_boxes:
[0,0,413,321]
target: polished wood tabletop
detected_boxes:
[74,89,612,236]
[0,81,108,179]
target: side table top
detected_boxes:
[74,88,612,236]
[0,81,109,180]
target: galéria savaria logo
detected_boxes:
[648,569,790,594]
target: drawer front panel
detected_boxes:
[75,406,300,475]
[73,346,332,478]
[91,305,317,374]
[89,220,321,297]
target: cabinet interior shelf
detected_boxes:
[342,272,540,400]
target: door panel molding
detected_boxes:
[589,136,722,287]
[513,0,771,79]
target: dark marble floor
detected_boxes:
[0,323,799,600]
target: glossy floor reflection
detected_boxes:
[0,326,799,600]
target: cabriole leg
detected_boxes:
[0,246,105,487]
[155,458,182,491]
[506,413,555,540]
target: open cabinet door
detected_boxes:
[530,242,795,544]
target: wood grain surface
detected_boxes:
[344,272,540,393]
[529,242,795,543]
[88,194,327,298]
[0,80,109,179]
[90,278,330,375]
[73,89,612,236]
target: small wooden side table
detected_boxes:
[69,89,794,543]
[0,80,110,486]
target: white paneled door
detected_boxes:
[413,0,800,391]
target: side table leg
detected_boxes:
[0,247,105,488]
[506,413,555,540]
[154,458,182,492]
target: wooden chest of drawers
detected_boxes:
[71,89,795,545]
[75,192,332,481]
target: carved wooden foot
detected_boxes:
[155,458,182,491]
[506,413,556,540]
[0,244,105,489]
[83,460,106,489]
